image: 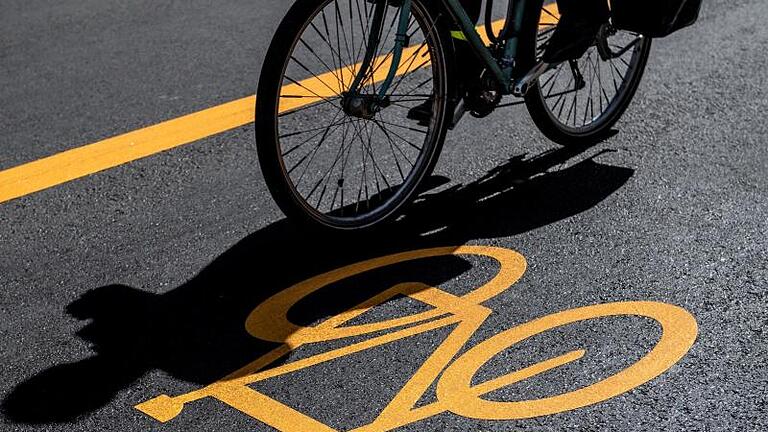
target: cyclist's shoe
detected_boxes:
[543,0,609,63]
[405,40,480,128]
[406,97,468,129]
[406,99,433,126]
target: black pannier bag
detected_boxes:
[610,0,703,37]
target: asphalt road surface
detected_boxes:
[1,0,766,431]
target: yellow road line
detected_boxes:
[0,96,257,204]
[0,9,560,204]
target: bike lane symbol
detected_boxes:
[135,245,697,431]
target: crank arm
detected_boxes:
[512,61,554,96]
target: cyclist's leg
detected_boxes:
[450,0,483,87]
[543,0,609,63]
[408,0,481,122]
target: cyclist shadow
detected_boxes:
[398,145,631,241]
[2,138,635,424]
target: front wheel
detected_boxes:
[255,0,451,231]
[523,2,652,146]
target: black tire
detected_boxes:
[522,2,652,146]
[255,0,451,231]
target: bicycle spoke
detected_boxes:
[537,26,556,41]
[292,120,347,188]
[541,64,564,97]
[550,73,574,116]
[289,56,342,97]
[351,0,373,72]
[372,117,415,168]
[306,126,350,206]
[388,97,431,104]
[388,99,427,108]
[348,0,355,70]
[387,77,433,102]
[281,94,331,98]
[334,0,356,78]
[372,117,423,152]
[353,120,391,193]
[336,119,358,213]
[311,17,350,86]
[353,122,370,213]
[374,118,428,135]
[373,120,408,180]
[595,53,609,100]
[280,117,352,140]
[605,55,620,94]
[288,109,345,179]
[618,56,631,69]
[388,54,431,98]
[331,2,353,80]
[278,96,340,117]
[542,7,559,21]
[298,38,345,92]
[387,92,432,98]
[583,54,595,125]
[386,18,438,97]
[283,75,341,105]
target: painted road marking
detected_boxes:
[0,6,560,204]
[135,246,697,431]
[0,96,256,204]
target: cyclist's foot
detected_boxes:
[407,97,468,130]
[404,39,481,126]
[407,99,433,126]
[542,0,609,63]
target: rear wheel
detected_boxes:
[255,0,451,231]
[524,2,652,145]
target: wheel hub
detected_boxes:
[342,93,390,120]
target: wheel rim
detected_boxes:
[533,3,649,133]
[272,0,446,228]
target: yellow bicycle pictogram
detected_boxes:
[136,246,697,431]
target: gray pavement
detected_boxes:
[1,0,767,431]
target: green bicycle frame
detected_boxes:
[348,0,531,98]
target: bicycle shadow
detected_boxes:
[2,139,635,424]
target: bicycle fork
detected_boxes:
[341,0,412,119]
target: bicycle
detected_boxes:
[255,0,653,231]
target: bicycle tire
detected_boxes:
[255,0,452,231]
[522,1,652,146]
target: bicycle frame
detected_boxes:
[348,0,532,98]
